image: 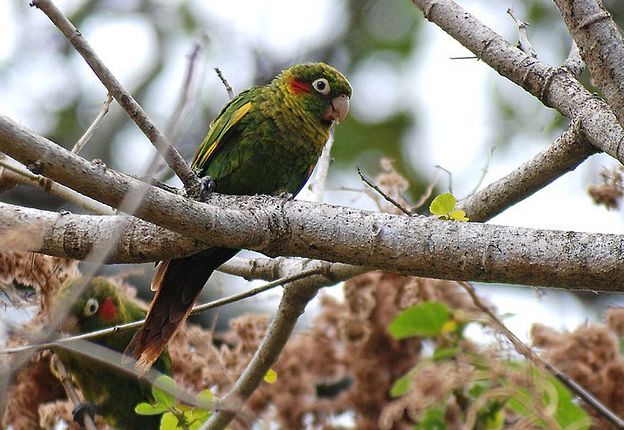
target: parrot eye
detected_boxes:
[312,78,330,95]
[83,298,99,317]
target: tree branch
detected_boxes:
[553,0,624,131]
[410,0,624,164]
[1,114,624,290]
[460,118,597,222]
[29,0,201,196]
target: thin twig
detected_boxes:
[468,146,495,196]
[411,166,441,210]
[564,41,585,77]
[50,354,97,430]
[165,40,204,142]
[434,164,453,195]
[308,133,334,202]
[72,93,113,154]
[357,167,412,216]
[215,67,235,100]
[507,8,537,58]
[458,281,624,429]
[0,155,114,215]
[30,0,200,196]
[0,266,325,355]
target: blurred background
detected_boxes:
[2,0,624,341]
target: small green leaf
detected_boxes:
[415,406,448,430]
[448,209,469,222]
[159,411,178,430]
[389,302,453,339]
[390,372,413,397]
[429,193,456,216]
[135,402,168,416]
[152,375,177,409]
[264,369,278,384]
[195,389,213,409]
[432,346,459,361]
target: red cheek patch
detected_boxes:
[98,297,117,322]
[289,79,311,95]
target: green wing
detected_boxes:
[191,89,255,174]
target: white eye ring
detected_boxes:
[312,78,331,95]
[84,298,99,317]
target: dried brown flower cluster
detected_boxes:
[532,308,624,430]
[588,166,624,210]
[0,250,79,310]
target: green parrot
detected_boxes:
[125,62,352,370]
[55,277,172,429]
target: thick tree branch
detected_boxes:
[1,114,624,290]
[411,0,624,164]
[460,119,597,222]
[553,0,624,130]
[29,0,201,195]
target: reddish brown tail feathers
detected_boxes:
[124,248,238,371]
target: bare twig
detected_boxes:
[467,146,494,196]
[0,262,344,355]
[410,0,624,165]
[410,166,441,210]
[459,118,596,222]
[459,281,624,429]
[72,93,113,154]
[553,0,624,131]
[507,8,537,58]
[0,155,115,215]
[30,0,201,196]
[201,261,363,430]
[215,67,235,100]
[308,133,334,202]
[165,40,204,143]
[357,167,412,215]
[50,354,97,430]
[564,41,584,77]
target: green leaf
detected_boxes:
[429,193,456,216]
[414,406,448,430]
[135,402,169,416]
[432,346,459,361]
[390,371,413,397]
[159,411,179,430]
[195,389,213,410]
[389,302,453,339]
[448,209,469,222]
[264,369,278,384]
[152,375,177,409]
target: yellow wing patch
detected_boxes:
[192,101,252,168]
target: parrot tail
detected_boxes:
[124,247,238,372]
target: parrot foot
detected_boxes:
[138,176,180,194]
[72,402,99,427]
[200,176,216,199]
[277,191,294,200]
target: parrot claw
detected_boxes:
[200,176,217,199]
[138,176,180,194]
[72,402,98,426]
[278,191,294,200]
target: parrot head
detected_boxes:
[274,62,352,125]
[58,277,130,334]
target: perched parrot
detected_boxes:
[124,62,352,370]
[55,277,172,429]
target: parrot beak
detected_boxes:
[323,94,350,124]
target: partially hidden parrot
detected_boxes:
[55,277,172,429]
[124,62,352,370]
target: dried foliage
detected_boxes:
[588,166,624,210]
[0,251,79,311]
[532,314,624,430]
